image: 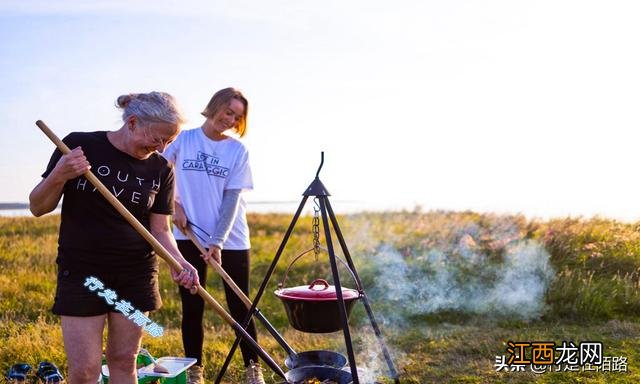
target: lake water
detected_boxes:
[0,208,46,217]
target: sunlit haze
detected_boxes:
[1,0,639,221]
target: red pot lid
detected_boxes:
[275,279,360,302]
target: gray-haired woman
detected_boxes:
[29,91,199,384]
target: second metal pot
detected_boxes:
[285,350,347,369]
[284,365,353,384]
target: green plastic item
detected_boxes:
[159,371,187,384]
[137,357,196,384]
[101,353,159,384]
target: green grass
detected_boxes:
[1,212,640,383]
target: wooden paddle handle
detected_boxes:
[185,227,300,357]
[183,227,254,309]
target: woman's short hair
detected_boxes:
[116,92,187,126]
[201,87,249,137]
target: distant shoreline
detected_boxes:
[0,200,362,217]
[0,201,303,210]
[0,203,29,210]
[2,202,638,223]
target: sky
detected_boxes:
[1,0,640,221]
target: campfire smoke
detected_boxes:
[359,239,554,324]
[348,215,555,323]
[347,218,555,380]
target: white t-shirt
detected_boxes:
[162,127,253,250]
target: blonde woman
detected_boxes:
[163,87,263,384]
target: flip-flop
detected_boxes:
[36,361,64,383]
[6,363,31,381]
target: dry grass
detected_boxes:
[1,211,640,383]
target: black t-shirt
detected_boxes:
[43,131,174,272]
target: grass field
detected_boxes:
[1,211,639,383]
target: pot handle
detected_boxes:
[278,247,361,291]
[308,278,330,290]
[278,247,315,289]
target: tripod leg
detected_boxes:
[326,199,400,383]
[319,197,360,384]
[214,196,309,383]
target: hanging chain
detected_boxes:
[312,198,321,261]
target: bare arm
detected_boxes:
[172,200,188,233]
[29,147,90,216]
[150,213,199,293]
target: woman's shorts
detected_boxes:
[52,263,162,316]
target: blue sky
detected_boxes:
[1,1,640,220]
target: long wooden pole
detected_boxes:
[184,228,248,305]
[35,120,286,379]
[183,227,297,356]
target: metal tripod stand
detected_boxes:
[215,153,399,384]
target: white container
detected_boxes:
[138,357,197,379]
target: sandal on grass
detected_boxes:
[6,363,31,382]
[36,361,64,383]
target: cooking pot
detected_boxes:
[275,278,360,333]
[275,247,362,333]
[285,365,353,384]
